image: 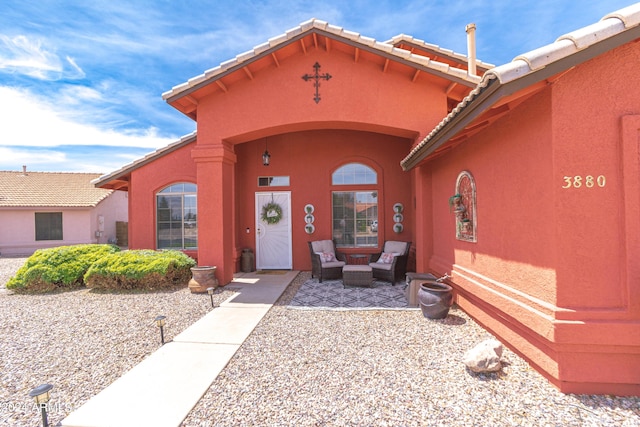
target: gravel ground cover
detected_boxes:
[181,272,640,427]
[1,257,639,427]
[0,256,237,427]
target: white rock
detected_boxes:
[463,339,504,373]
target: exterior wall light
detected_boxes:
[29,383,53,427]
[155,315,166,345]
[207,287,216,308]
[262,138,270,166]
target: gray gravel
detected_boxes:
[0,256,238,427]
[1,258,639,427]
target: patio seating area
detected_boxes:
[308,239,412,286]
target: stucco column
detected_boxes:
[192,141,237,285]
[413,165,433,273]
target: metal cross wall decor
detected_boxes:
[301,62,332,104]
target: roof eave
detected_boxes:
[93,132,197,190]
[386,35,496,72]
[163,26,481,105]
[401,21,640,171]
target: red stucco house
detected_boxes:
[95,4,640,395]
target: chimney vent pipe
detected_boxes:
[466,23,477,76]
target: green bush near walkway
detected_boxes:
[84,249,196,291]
[7,245,196,293]
[6,244,121,292]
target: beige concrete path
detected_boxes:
[61,271,298,427]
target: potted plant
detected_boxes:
[449,194,463,212]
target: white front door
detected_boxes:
[255,191,292,270]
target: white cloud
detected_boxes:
[0,35,68,80]
[65,55,86,79]
[0,86,176,149]
[0,146,66,165]
[57,85,104,105]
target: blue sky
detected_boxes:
[0,0,636,173]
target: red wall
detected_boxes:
[420,41,640,395]
[196,47,446,144]
[128,144,197,258]
[188,46,448,283]
[234,130,413,271]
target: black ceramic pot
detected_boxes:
[417,281,453,319]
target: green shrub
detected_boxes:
[84,249,196,291]
[6,244,121,293]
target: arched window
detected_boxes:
[332,163,377,185]
[156,183,197,249]
[331,163,378,248]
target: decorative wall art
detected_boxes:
[304,204,315,234]
[393,203,404,233]
[452,171,477,242]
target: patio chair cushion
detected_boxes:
[369,262,393,271]
[311,240,335,254]
[384,241,409,254]
[323,260,346,268]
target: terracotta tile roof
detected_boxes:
[386,34,495,71]
[0,170,113,208]
[401,3,640,170]
[162,18,482,102]
[92,132,197,190]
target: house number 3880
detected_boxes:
[562,175,606,189]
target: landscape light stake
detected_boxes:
[29,383,53,427]
[155,315,166,345]
[207,287,216,308]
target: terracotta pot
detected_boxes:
[188,266,219,293]
[417,281,453,319]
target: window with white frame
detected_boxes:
[331,163,378,248]
[156,183,197,249]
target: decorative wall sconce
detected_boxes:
[29,383,53,427]
[393,203,404,233]
[262,138,270,166]
[155,315,166,345]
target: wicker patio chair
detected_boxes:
[308,240,346,282]
[368,241,411,284]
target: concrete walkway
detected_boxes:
[61,271,298,427]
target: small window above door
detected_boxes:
[258,176,290,187]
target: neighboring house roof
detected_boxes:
[162,18,487,118]
[92,132,197,191]
[401,3,640,170]
[0,170,114,208]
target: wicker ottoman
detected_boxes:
[342,265,373,288]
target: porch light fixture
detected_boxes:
[29,383,53,427]
[207,287,216,308]
[155,315,166,345]
[262,138,270,166]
